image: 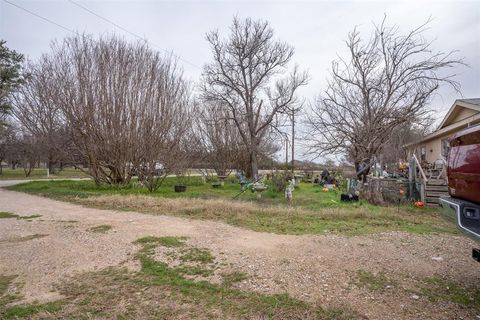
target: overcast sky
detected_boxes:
[1,0,479,161]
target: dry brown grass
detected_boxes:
[79,194,383,222]
[77,195,455,236]
[82,195,311,216]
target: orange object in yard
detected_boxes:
[322,187,329,192]
[414,201,424,208]
[399,189,405,196]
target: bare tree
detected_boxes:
[196,101,243,178]
[379,120,433,167]
[44,34,191,186]
[305,17,463,180]
[18,134,41,177]
[201,17,308,178]
[11,62,69,173]
[0,123,15,174]
[136,93,192,192]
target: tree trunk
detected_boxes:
[24,162,33,177]
[48,157,55,175]
[355,160,370,182]
[250,149,258,180]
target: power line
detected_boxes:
[3,0,78,35]
[67,0,201,69]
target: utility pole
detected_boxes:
[291,108,295,174]
[285,136,289,169]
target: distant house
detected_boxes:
[405,98,480,164]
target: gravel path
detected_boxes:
[0,182,479,319]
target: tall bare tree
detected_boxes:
[306,18,463,180]
[44,34,191,186]
[201,17,308,178]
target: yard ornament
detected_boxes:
[414,201,425,208]
[285,178,295,204]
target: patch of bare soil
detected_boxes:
[0,186,479,319]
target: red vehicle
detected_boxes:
[439,125,480,262]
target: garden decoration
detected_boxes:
[341,178,361,202]
[285,178,295,204]
[252,181,268,199]
[218,175,228,186]
[233,175,267,199]
[340,193,359,202]
[319,169,338,186]
[238,173,248,191]
[212,181,222,188]
[414,201,425,208]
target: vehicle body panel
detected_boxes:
[448,125,480,203]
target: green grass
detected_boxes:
[0,273,63,319]
[88,224,112,233]
[418,276,480,310]
[180,248,215,264]
[6,178,348,205]
[221,271,249,287]
[6,179,457,236]
[134,236,186,248]
[0,212,18,219]
[176,266,214,277]
[157,236,187,247]
[355,270,395,291]
[0,212,42,220]
[2,301,64,319]
[0,237,358,319]
[0,275,21,315]
[0,167,87,180]
[131,236,357,319]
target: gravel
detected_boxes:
[0,185,479,319]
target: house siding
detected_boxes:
[417,135,447,163]
[407,106,480,163]
[446,108,479,126]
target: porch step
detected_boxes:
[426,196,441,206]
[425,185,449,192]
[425,183,448,206]
[426,179,447,186]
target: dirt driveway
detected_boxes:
[0,182,479,319]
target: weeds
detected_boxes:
[355,270,395,292]
[221,271,249,287]
[2,301,64,319]
[180,248,215,264]
[418,276,480,310]
[0,212,41,220]
[88,224,112,233]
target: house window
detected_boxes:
[420,146,426,161]
[441,139,450,159]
